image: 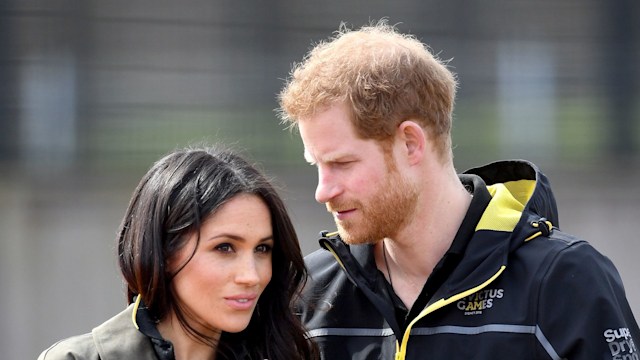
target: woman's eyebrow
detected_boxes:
[206,233,274,242]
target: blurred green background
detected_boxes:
[1,1,638,359]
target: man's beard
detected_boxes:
[327,166,418,245]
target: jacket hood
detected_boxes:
[415,159,559,309]
[463,159,559,249]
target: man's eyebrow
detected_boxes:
[305,151,355,166]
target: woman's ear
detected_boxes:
[397,120,426,166]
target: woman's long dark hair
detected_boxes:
[117,145,317,359]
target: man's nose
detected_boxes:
[315,167,341,204]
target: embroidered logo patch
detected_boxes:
[456,288,504,315]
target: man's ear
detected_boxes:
[397,120,426,166]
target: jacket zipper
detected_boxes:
[394,265,506,360]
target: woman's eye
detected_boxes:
[255,244,273,254]
[215,243,234,253]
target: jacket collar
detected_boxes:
[91,303,159,360]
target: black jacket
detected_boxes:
[297,160,640,359]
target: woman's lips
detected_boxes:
[224,295,257,311]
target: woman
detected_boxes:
[39,146,317,359]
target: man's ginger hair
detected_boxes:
[278,20,458,161]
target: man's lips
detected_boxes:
[334,208,356,220]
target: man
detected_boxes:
[278,21,639,359]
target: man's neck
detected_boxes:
[375,172,472,309]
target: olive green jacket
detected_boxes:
[38,303,158,360]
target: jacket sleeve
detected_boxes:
[536,240,639,359]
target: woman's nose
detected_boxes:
[234,256,261,286]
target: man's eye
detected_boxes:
[329,161,351,169]
[332,161,353,168]
[215,243,234,253]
